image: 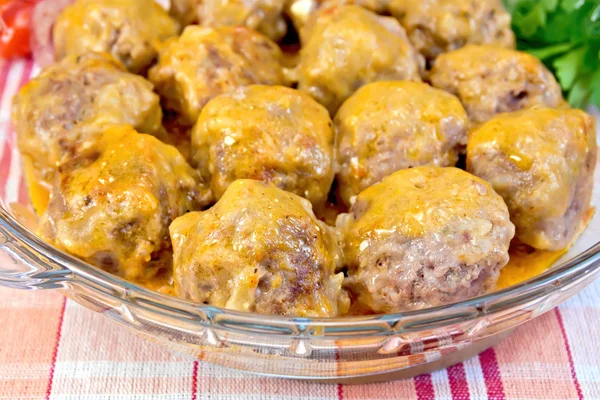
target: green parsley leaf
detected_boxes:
[553,46,585,89]
[528,43,574,60]
[542,0,560,11]
[505,0,600,108]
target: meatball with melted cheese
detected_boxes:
[53,0,180,73]
[388,0,514,64]
[191,85,334,209]
[339,167,514,313]
[148,26,287,126]
[430,45,564,124]
[12,52,164,183]
[40,125,204,281]
[297,5,423,114]
[169,0,287,42]
[467,108,597,251]
[170,180,347,316]
[335,81,468,206]
[286,0,388,33]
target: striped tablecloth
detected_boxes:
[2,59,600,400]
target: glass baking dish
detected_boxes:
[1,60,599,383]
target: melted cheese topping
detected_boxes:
[23,156,51,217]
[496,243,566,290]
[24,165,592,302]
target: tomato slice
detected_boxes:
[0,1,37,59]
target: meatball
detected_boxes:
[335,81,468,206]
[148,26,287,126]
[12,52,165,183]
[40,125,204,281]
[429,45,564,124]
[169,0,287,42]
[170,179,347,316]
[296,5,423,114]
[388,0,514,64]
[191,85,335,209]
[53,0,180,73]
[338,167,514,313]
[467,108,597,251]
[286,0,388,33]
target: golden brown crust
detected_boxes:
[467,108,597,250]
[389,0,515,63]
[148,26,287,126]
[53,0,180,73]
[296,5,423,114]
[430,45,564,124]
[40,125,204,281]
[338,167,514,313]
[169,0,288,42]
[335,81,468,206]
[191,85,335,209]
[170,180,347,316]
[12,52,165,183]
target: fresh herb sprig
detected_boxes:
[504,0,600,108]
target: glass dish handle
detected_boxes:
[0,222,72,290]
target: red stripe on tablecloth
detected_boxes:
[191,360,198,400]
[45,297,67,400]
[1,60,32,201]
[555,308,584,399]
[414,373,435,400]
[337,383,344,400]
[0,61,13,196]
[479,348,505,400]
[0,141,11,198]
[0,61,11,101]
[447,362,470,400]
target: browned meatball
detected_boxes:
[169,0,287,42]
[148,26,287,126]
[40,125,205,281]
[191,85,335,209]
[286,0,388,33]
[335,81,468,206]
[296,5,423,114]
[430,45,564,124]
[53,0,180,73]
[467,108,597,251]
[388,0,515,64]
[338,167,514,313]
[12,52,165,184]
[170,180,347,316]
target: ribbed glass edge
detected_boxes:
[2,203,600,338]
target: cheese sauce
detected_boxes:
[23,156,51,216]
[496,242,566,290]
[22,163,581,298]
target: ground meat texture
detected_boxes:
[388,0,514,64]
[170,180,348,316]
[335,81,468,207]
[338,167,514,313]
[429,45,564,125]
[148,26,287,127]
[296,5,423,115]
[39,125,205,281]
[467,108,597,251]
[53,0,180,73]
[169,0,287,42]
[191,85,335,209]
[12,52,165,184]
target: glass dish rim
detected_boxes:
[2,201,600,334]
